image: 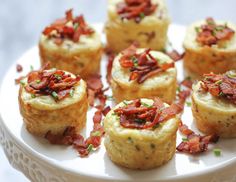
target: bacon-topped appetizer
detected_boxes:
[105,0,170,53]
[39,9,103,79]
[183,17,236,77]
[104,98,181,169]
[192,71,236,138]
[111,45,177,103]
[18,66,88,136]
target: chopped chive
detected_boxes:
[182,137,188,142]
[213,148,221,156]
[30,65,34,71]
[70,89,74,97]
[186,101,192,107]
[134,118,146,123]
[31,94,36,98]
[141,101,152,108]
[123,100,129,106]
[219,92,225,97]
[91,131,101,136]
[152,123,159,129]
[73,23,79,30]
[131,56,138,67]
[51,91,58,99]
[54,74,61,80]
[195,27,200,33]
[127,137,133,143]
[87,144,94,152]
[215,80,222,85]
[176,86,181,92]
[20,80,25,86]
[36,80,41,84]
[139,12,145,19]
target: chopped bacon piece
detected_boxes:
[177,123,219,154]
[42,9,94,45]
[16,64,23,72]
[102,106,111,116]
[116,0,158,23]
[200,71,236,104]
[114,98,182,129]
[166,50,184,62]
[180,78,193,89]
[196,17,235,46]
[119,45,175,84]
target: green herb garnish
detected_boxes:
[54,74,62,80]
[91,131,101,137]
[123,100,129,106]
[186,101,192,107]
[70,89,74,97]
[213,148,221,156]
[87,144,94,152]
[195,27,200,33]
[141,101,152,108]
[20,80,25,86]
[52,91,58,99]
[31,94,36,98]
[36,80,41,84]
[139,13,145,19]
[182,138,188,142]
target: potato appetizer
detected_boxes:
[105,0,170,53]
[18,67,88,136]
[183,17,236,78]
[104,98,181,169]
[111,45,177,104]
[192,71,236,138]
[39,9,103,79]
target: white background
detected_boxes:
[0,0,236,181]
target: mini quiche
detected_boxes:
[183,17,236,78]
[105,0,170,53]
[192,71,236,138]
[111,45,177,104]
[104,98,181,169]
[39,9,103,79]
[18,67,88,137]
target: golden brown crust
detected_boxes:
[191,95,236,138]
[183,47,236,76]
[39,41,103,79]
[19,86,88,137]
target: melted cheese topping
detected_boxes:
[192,82,236,112]
[39,29,102,52]
[184,20,236,51]
[20,72,87,110]
[107,0,169,24]
[112,49,176,89]
[104,98,179,141]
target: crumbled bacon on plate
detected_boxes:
[166,50,184,62]
[119,45,175,84]
[200,71,236,104]
[114,98,183,129]
[116,0,157,23]
[177,122,219,154]
[23,64,80,101]
[16,64,23,72]
[42,9,94,45]
[196,17,235,46]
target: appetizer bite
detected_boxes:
[111,45,177,104]
[104,98,181,169]
[192,71,236,138]
[183,17,236,77]
[105,0,170,53]
[18,66,88,136]
[39,9,103,79]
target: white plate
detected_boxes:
[0,24,236,182]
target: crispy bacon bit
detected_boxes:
[166,50,184,62]
[177,123,219,154]
[196,17,235,46]
[180,78,193,89]
[119,45,175,84]
[106,54,115,85]
[116,0,158,23]
[42,9,94,45]
[200,71,236,104]
[102,106,111,116]
[16,64,23,72]
[22,66,80,101]
[114,98,182,129]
